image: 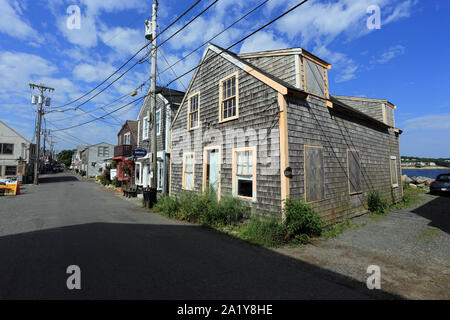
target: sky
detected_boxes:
[0,0,448,158]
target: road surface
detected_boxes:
[0,173,382,299]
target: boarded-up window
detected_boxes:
[305,146,324,202]
[390,156,398,187]
[348,150,361,194]
[304,58,326,97]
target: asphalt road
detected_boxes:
[0,173,379,299]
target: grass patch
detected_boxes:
[152,194,324,248]
[389,186,426,211]
[321,218,358,240]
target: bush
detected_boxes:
[99,175,110,186]
[112,178,121,188]
[217,195,250,225]
[242,217,287,247]
[367,190,388,215]
[155,194,180,218]
[283,199,323,239]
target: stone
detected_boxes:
[409,183,417,189]
[416,183,425,188]
[402,175,412,183]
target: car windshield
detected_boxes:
[437,174,450,182]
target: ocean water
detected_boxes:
[402,169,450,179]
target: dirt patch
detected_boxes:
[276,193,450,300]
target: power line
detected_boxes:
[48,0,311,133]
[52,0,204,110]
[64,0,218,113]
[164,0,310,88]
[51,95,148,132]
[158,0,268,78]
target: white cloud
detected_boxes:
[0,0,43,44]
[57,12,98,48]
[0,51,57,97]
[373,45,405,64]
[80,0,147,16]
[100,26,145,58]
[239,31,289,54]
[402,114,450,132]
[73,62,116,83]
[268,0,416,82]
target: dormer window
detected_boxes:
[219,72,239,122]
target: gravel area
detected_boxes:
[276,193,450,300]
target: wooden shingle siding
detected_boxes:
[332,97,386,124]
[287,95,401,223]
[241,55,297,89]
[171,49,283,216]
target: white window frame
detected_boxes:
[232,146,257,201]
[390,155,399,188]
[182,152,195,190]
[157,160,163,190]
[187,92,200,130]
[123,132,131,145]
[219,72,239,123]
[143,116,149,140]
[156,109,161,136]
[135,162,141,185]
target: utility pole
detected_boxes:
[146,0,158,189]
[29,83,54,185]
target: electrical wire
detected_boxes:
[51,0,204,110]
[50,0,311,132]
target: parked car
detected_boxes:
[430,174,450,195]
[52,163,64,173]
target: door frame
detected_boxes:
[202,145,222,201]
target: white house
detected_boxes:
[0,121,35,181]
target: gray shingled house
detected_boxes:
[169,43,402,223]
[134,86,185,193]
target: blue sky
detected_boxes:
[0,0,448,158]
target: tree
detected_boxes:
[58,149,76,167]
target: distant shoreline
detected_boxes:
[402,166,450,170]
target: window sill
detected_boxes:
[305,198,325,204]
[188,125,199,131]
[392,184,399,188]
[219,116,239,124]
[349,191,363,195]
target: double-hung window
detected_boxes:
[219,72,239,122]
[156,109,161,136]
[390,156,398,188]
[188,93,199,130]
[0,143,13,155]
[183,153,195,190]
[143,116,149,140]
[233,147,256,200]
[123,132,130,145]
[98,146,109,157]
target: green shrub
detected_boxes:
[155,194,180,218]
[112,178,121,188]
[178,191,204,222]
[217,195,250,225]
[242,217,287,247]
[283,199,323,239]
[367,190,388,215]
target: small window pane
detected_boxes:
[2,144,13,155]
[5,166,17,175]
[237,179,252,198]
